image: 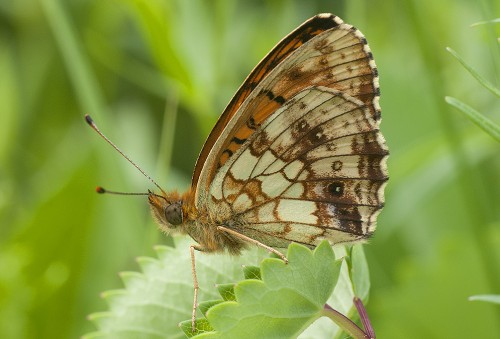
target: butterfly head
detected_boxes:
[148,191,184,230]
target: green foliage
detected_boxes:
[446,47,500,98]
[187,242,342,338]
[83,237,267,338]
[445,29,500,314]
[445,96,500,142]
[445,47,500,142]
[83,239,370,338]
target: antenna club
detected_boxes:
[96,186,106,194]
[85,114,94,126]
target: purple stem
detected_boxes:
[322,303,368,339]
[353,297,376,339]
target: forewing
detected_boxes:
[193,14,381,198]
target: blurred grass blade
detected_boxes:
[471,18,500,27]
[445,96,500,142]
[469,295,500,304]
[40,0,106,117]
[155,90,179,182]
[446,47,500,98]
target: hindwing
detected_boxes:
[207,87,388,247]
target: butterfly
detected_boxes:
[149,13,388,254]
[87,13,388,332]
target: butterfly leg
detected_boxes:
[216,225,289,263]
[189,244,203,332]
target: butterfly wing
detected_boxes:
[210,87,387,247]
[191,14,345,191]
[192,14,362,192]
[193,14,388,247]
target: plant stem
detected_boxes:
[354,297,376,338]
[321,304,368,339]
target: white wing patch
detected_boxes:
[276,199,318,224]
[283,160,305,180]
[260,172,290,197]
[282,182,305,198]
[230,150,258,180]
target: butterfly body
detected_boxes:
[149,13,388,257]
[149,190,249,254]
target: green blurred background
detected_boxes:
[1,0,499,338]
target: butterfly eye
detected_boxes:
[164,202,183,226]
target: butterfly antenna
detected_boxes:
[95,187,169,204]
[96,186,148,196]
[85,114,167,195]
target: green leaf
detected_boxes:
[445,96,500,142]
[84,238,370,338]
[180,318,213,337]
[199,300,224,317]
[194,241,342,338]
[446,47,500,98]
[84,237,269,338]
[469,295,500,304]
[216,284,236,301]
[242,265,261,280]
[347,245,371,301]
